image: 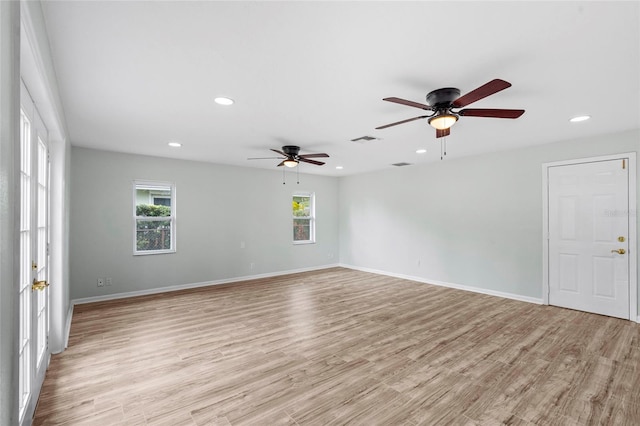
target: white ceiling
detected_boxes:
[40,1,640,177]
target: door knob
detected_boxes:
[611,249,626,255]
[32,278,49,291]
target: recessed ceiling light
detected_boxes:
[214,97,234,106]
[416,149,427,154]
[168,142,182,148]
[336,166,344,170]
[569,115,591,123]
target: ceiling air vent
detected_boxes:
[351,135,378,143]
[391,162,412,167]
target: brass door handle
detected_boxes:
[611,249,626,255]
[32,279,49,291]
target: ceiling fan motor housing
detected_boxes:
[426,87,461,108]
[282,145,301,157]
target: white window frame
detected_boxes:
[133,180,176,255]
[293,192,315,244]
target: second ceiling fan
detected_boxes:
[376,79,525,138]
[248,145,329,167]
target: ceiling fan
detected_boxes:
[248,145,329,167]
[376,79,525,138]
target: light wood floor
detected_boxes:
[34,268,640,425]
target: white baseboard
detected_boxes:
[339,263,544,305]
[71,263,341,306]
[63,304,74,349]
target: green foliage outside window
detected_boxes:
[136,204,170,217]
[136,204,171,250]
[292,196,310,217]
[293,195,312,241]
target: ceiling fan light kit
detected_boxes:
[428,114,458,130]
[283,159,299,167]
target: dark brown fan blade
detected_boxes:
[299,157,325,166]
[436,128,450,138]
[459,108,525,119]
[383,97,433,111]
[299,153,329,159]
[452,79,511,108]
[270,148,287,156]
[276,160,286,167]
[376,115,429,130]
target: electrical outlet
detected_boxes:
[250,262,255,270]
[106,277,113,286]
[97,278,105,287]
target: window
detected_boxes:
[134,181,176,255]
[292,192,315,244]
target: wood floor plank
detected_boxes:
[33,267,640,425]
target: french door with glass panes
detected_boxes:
[19,82,50,424]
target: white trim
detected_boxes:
[20,3,69,141]
[630,155,638,323]
[71,263,340,305]
[339,264,543,305]
[62,305,73,351]
[541,162,550,305]
[542,152,637,321]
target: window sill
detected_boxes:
[293,241,315,245]
[134,249,176,256]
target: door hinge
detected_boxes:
[622,159,626,169]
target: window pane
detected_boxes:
[293,218,311,241]
[136,186,171,216]
[153,197,171,206]
[293,196,310,217]
[136,219,171,251]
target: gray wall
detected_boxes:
[70,147,340,299]
[339,130,640,310]
[72,130,640,312]
[0,2,20,424]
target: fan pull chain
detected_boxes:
[440,137,448,160]
[296,165,300,184]
[283,166,286,185]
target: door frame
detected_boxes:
[542,153,638,322]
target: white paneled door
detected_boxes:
[548,159,630,319]
[19,83,50,424]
